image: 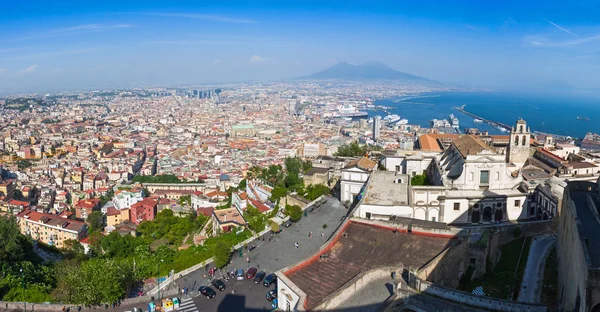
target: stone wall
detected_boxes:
[495,220,557,245]
[314,266,401,311]
[417,237,469,288]
[349,217,462,239]
[283,194,310,209]
[414,279,547,312]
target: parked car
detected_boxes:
[271,298,278,309]
[236,268,245,280]
[211,279,226,291]
[246,267,258,279]
[254,271,266,283]
[198,286,216,299]
[266,289,278,301]
[263,274,277,287]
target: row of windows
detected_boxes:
[453,200,521,210]
[514,135,528,146]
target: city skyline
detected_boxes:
[1,0,600,94]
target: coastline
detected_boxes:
[372,91,598,138]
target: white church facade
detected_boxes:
[356,119,532,225]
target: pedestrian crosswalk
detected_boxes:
[178,297,199,312]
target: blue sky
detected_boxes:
[0,0,599,94]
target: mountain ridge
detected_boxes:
[298,61,434,83]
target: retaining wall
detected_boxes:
[415,279,547,312]
[314,266,401,311]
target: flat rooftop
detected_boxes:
[570,189,600,268]
[285,221,453,309]
[363,171,410,206]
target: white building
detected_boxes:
[113,189,144,210]
[380,151,436,177]
[340,157,376,204]
[354,171,412,220]
[356,131,529,224]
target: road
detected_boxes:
[517,234,556,303]
[108,196,348,312]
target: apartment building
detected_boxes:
[16,209,87,248]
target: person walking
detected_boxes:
[295,242,299,248]
[309,231,312,239]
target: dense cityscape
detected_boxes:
[2,1,600,312]
[1,79,600,312]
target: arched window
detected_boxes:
[495,171,499,181]
[519,125,523,133]
[522,135,527,146]
[514,135,518,146]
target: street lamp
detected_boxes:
[157,259,164,304]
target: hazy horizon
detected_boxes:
[1,0,600,95]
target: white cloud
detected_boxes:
[250,55,266,64]
[327,58,339,64]
[0,68,6,74]
[6,24,132,42]
[295,60,300,64]
[21,65,37,73]
[130,12,255,24]
[523,34,600,47]
[7,48,96,61]
[146,40,242,45]
[214,59,221,64]
[543,18,578,37]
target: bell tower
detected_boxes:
[507,119,530,165]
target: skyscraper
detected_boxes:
[373,116,381,141]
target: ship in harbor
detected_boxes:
[448,114,459,129]
[383,114,402,124]
[577,116,590,121]
[396,118,408,125]
[473,119,483,123]
[332,104,368,118]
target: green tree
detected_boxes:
[86,211,105,233]
[16,159,33,171]
[285,205,303,222]
[270,187,288,201]
[0,215,34,263]
[302,160,313,173]
[212,243,232,268]
[178,194,191,206]
[244,206,267,233]
[238,179,247,190]
[410,173,429,186]
[304,184,330,201]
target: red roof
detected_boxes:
[8,199,30,207]
[106,207,121,216]
[249,199,270,213]
[197,207,215,217]
[76,198,100,209]
[131,198,158,209]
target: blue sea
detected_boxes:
[372,92,600,138]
